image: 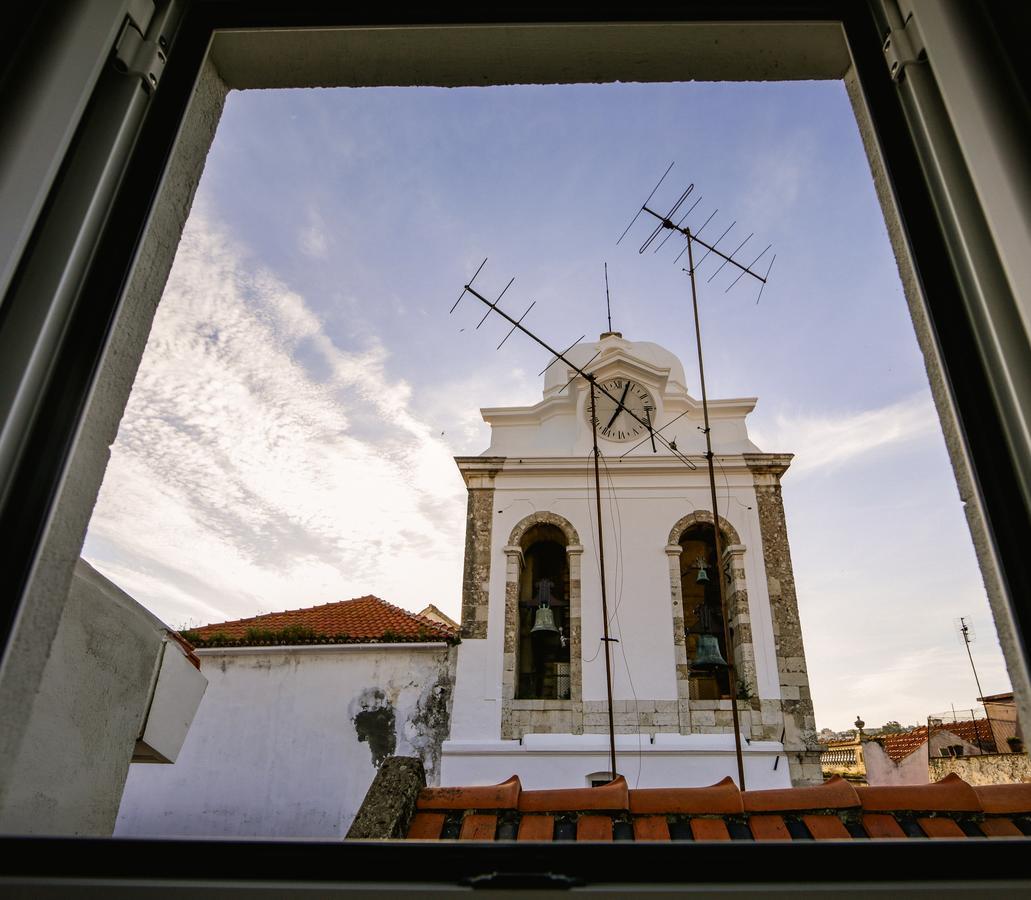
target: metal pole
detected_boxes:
[686,228,747,790]
[590,379,618,781]
[960,617,994,752]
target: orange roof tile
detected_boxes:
[401,774,1031,841]
[186,595,458,646]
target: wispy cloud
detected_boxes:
[84,210,466,627]
[751,394,940,477]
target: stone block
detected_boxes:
[692,710,716,726]
[780,685,801,701]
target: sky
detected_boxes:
[82,79,1011,731]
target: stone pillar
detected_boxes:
[744,453,822,785]
[567,544,584,734]
[723,544,757,700]
[454,457,505,640]
[346,756,426,839]
[666,543,692,733]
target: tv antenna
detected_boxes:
[451,259,705,783]
[618,161,777,791]
[604,262,613,333]
[957,616,994,751]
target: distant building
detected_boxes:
[820,713,1031,786]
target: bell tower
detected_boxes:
[442,332,822,788]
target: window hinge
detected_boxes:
[113,0,168,93]
[882,10,926,83]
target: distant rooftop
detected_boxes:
[184,595,458,647]
[876,720,996,762]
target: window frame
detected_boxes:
[1,1,1029,890]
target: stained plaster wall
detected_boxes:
[863,730,983,786]
[115,644,456,839]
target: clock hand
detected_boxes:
[605,382,631,430]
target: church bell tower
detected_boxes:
[442,332,822,789]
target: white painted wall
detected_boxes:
[0,560,203,836]
[442,734,792,791]
[115,643,455,839]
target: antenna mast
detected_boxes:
[604,262,613,333]
[619,163,776,791]
[958,617,995,751]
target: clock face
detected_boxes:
[585,377,657,442]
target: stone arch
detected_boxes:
[508,511,581,549]
[665,510,757,732]
[501,511,583,740]
[667,510,742,548]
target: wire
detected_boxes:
[601,451,643,788]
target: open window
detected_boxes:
[517,523,571,700]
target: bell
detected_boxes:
[531,604,559,637]
[691,633,728,669]
[696,565,710,585]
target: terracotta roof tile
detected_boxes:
[974,783,1031,814]
[400,772,1031,842]
[742,775,859,813]
[857,773,981,812]
[519,776,629,813]
[630,776,743,815]
[418,775,521,811]
[187,595,457,646]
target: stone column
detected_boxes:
[744,453,822,785]
[666,543,693,733]
[454,457,506,640]
[567,544,584,734]
[723,544,757,700]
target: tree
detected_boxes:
[880,720,903,733]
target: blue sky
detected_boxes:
[83,80,1010,730]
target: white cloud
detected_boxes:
[84,211,466,627]
[751,393,940,477]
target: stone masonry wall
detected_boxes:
[456,458,505,640]
[744,454,822,785]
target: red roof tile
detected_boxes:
[856,773,981,812]
[186,595,457,646]
[630,776,743,815]
[400,773,1031,841]
[742,775,859,813]
[877,720,995,761]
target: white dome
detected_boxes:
[542,332,688,396]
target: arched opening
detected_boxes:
[516,523,571,700]
[679,523,731,700]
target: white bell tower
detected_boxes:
[442,332,822,789]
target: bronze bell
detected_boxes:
[691,633,728,669]
[695,556,710,584]
[531,604,559,637]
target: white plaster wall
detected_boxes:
[442,734,791,790]
[0,560,181,836]
[115,644,454,839]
